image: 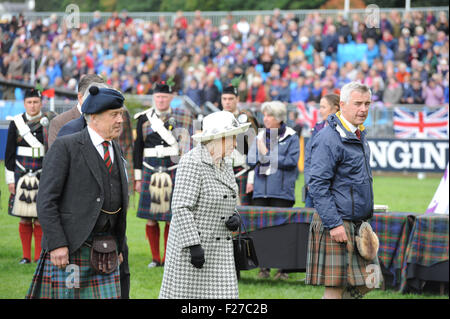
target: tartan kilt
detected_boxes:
[136,157,176,221]
[8,155,43,218]
[26,245,121,299]
[305,213,382,288]
[233,166,252,206]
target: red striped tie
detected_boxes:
[102,141,112,173]
[355,129,361,140]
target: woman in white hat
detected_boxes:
[159,111,250,299]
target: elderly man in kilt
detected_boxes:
[133,82,193,268]
[4,88,56,264]
[306,81,383,299]
[26,86,128,299]
[220,85,260,206]
[56,82,133,299]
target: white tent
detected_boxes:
[426,163,449,215]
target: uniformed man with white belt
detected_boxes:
[220,85,260,205]
[133,82,193,268]
[4,88,56,264]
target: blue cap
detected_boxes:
[81,86,124,114]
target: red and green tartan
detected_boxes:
[400,214,449,291]
[26,246,121,299]
[233,167,252,206]
[136,157,176,221]
[369,212,417,286]
[306,213,382,287]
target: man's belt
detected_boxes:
[143,146,179,158]
[16,146,45,158]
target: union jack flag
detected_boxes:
[393,106,449,139]
[296,102,319,130]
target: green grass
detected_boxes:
[0,161,446,299]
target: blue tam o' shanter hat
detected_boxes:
[81,86,124,114]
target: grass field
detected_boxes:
[0,161,446,299]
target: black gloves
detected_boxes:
[225,213,241,231]
[189,244,205,269]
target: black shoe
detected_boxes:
[147,260,162,268]
[19,258,31,264]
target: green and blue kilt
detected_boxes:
[136,157,176,221]
[26,245,121,299]
[233,166,252,206]
[305,213,383,288]
[8,155,43,217]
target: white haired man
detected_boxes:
[305,81,382,299]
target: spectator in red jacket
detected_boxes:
[247,76,266,104]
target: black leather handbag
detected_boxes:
[233,212,259,270]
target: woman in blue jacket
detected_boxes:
[247,101,300,279]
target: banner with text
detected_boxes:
[368,138,449,172]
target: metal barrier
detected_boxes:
[237,101,448,139]
[1,97,447,139]
[18,7,449,27]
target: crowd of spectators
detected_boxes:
[0,8,449,108]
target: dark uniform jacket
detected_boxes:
[4,112,54,175]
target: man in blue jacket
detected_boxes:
[305,82,382,299]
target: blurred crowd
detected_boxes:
[0,8,449,107]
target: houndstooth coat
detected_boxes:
[159,144,239,299]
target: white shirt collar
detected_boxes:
[339,113,358,133]
[87,125,114,163]
[76,103,82,114]
[87,125,109,147]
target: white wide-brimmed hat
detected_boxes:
[192,111,251,143]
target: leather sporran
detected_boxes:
[355,222,379,261]
[90,235,118,274]
[233,212,259,270]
